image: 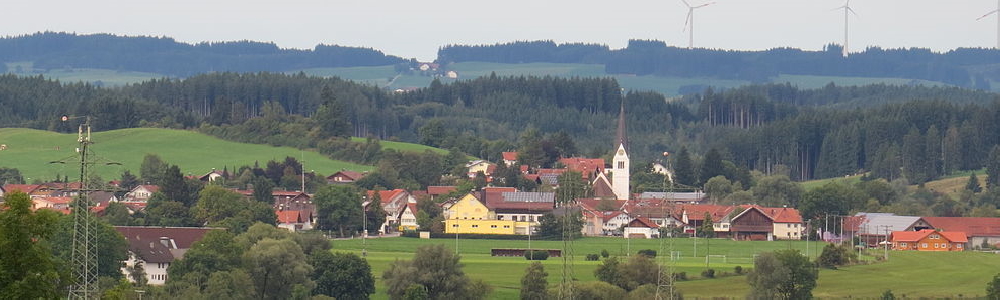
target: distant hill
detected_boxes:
[0,32,408,77]
[0,128,373,180]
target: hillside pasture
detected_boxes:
[0,128,372,180]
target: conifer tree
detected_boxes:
[967,173,983,193]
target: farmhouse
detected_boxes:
[890,229,967,251]
[326,170,366,184]
[115,226,221,285]
[276,210,313,232]
[914,217,1000,249]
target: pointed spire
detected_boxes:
[615,89,628,152]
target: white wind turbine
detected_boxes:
[834,0,858,57]
[681,0,716,49]
[977,0,1000,49]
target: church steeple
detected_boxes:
[611,90,630,201]
[615,93,628,152]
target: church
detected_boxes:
[592,99,631,201]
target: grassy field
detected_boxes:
[331,236,1000,299]
[5,62,168,86]
[0,128,372,180]
[801,174,864,191]
[349,137,449,155]
[331,236,825,300]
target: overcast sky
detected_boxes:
[4,0,997,61]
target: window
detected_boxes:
[452,224,459,228]
[498,215,504,220]
[787,224,791,228]
[922,243,928,248]
[618,161,625,169]
[900,242,907,247]
[472,225,479,228]
[504,225,510,228]
[930,234,940,239]
[491,225,497,228]
[957,243,963,248]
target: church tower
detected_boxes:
[611,97,630,200]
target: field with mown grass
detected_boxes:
[0,128,372,180]
[331,236,1000,299]
[331,236,825,300]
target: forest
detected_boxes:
[0,32,407,76]
[439,40,1000,88]
[1,71,999,185]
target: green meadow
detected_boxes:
[331,236,825,300]
[331,236,1000,299]
[0,128,372,180]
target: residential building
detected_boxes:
[398,203,419,231]
[198,169,226,182]
[125,185,160,203]
[276,210,313,232]
[850,213,922,245]
[915,217,1000,249]
[890,229,967,251]
[623,217,660,239]
[502,152,518,167]
[115,226,221,285]
[326,170,366,184]
[444,192,532,234]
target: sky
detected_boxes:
[3,0,998,61]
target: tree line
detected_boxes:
[439,39,1000,88]
[0,32,407,76]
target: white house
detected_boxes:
[115,226,219,285]
[623,217,660,239]
[398,203,419,231]
[125,185,159,203]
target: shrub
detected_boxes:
[524,250,549,260]
[734,265,744,275]
[637,249,657,257]
[672,272,687,281]
[600,249,610,258]
[585,254,600,261]
[701,269,715,278]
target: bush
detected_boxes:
[672,272,687,281]
[585,254,600,261]
[600,249,610,258]
[637,249,657,257]
[525,250,549,260]
[734,265,743,275]
[701,269,715,279]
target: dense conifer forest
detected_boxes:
[2,71,999,184]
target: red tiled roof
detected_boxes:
[592,176,615,198]
[559,157,606,179]
[114,226,220,263]
[762,207,803,223]
[427,186,457,195]
[3,184,43,194]
[628,217,659,228]
[277,210,303,223]
[921,217,1000,237]
[680,204,735,221]
[367,189,407,205]
[502,152,518,161]
[891,229,968,243]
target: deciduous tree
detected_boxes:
[520,262,548,300]
[311,251,375,300]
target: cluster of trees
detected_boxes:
[0,32,407,76]
[438,39,1000,88]
[0,191,130,298]
[382,244,491,299]
[161,223,374,300]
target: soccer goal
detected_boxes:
[670,251,683,261]
[705,254,727,264]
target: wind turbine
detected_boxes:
[977,0,1000,49]
[681,0,715,49]
[834,0,858,57]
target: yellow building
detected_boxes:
[444,192,532,234]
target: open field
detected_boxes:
[331,236,1000,299]
[4,62,169,86]
[349,137,449,155]
[0,128,372,180]
[331,236,825,300]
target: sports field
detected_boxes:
[331,236,1000,299]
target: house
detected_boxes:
[3,184,45,199]
[276,210,313,232]
[729,206,775,241]
[198,169,227,182]
[890,229,967,251]
[326,170,366,184]
[426,186,458,202]
[502,152,519,166]
[398,203,419,231]
[482,191,554,223]
[125,185,160,203]
[465,160,495,178]
[418,62,440,72]
[915,217,1000,249]
[623,217,660,239]
[115,226,221,285]
[32,196,72,211]
[366,189,416,234]
[558,157,606,181]
[444,192,532,235]
[446,70,459,79]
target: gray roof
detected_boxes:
[855,212,921,235]
[501,192,555,203]
[638,192,705,201]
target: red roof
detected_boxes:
[891,229,968,243]
[502,152,518,161]
[277,210,303,223]
[427,186,457,195]
[921,217,1000,237]
[327,170,366,181]
[114,226,220,263]
[627,217,659,228]
[367,189,407,205]
[3,184,43,194]
[559,157,606,179]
